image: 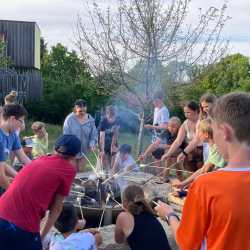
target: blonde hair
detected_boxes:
[198,118,213,139]
[168,116,181,127]
[31,121,45,131]
[4,90,18,104]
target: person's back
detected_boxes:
[0,154,76,232]
[177,169,250,250]
[127,212,171,250]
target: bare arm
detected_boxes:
[141,139,161,159]
[4,163,17,178]
[162,125,186,160]
[14,149,31,165]
[183,134,201,154]
[99,131,105,152]
[40,194,64,240]
[0,162,10,189]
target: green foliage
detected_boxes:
[199,53,250,95]
[0,40,11,68]
[27,43,109,124]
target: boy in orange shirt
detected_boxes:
[155,92,250,250]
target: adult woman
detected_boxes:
[161,101,202,172]
[63,99,98,171]
[115,185,171,250]
[99,105,120,171]
[177,93,217,163]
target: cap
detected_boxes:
[21,138,33,148]
[55,134,81,156]
[74,99,87,107]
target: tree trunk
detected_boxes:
[136,111,145,156]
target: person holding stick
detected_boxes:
[155,92,250,250]
[115,185,171,250]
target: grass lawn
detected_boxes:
[21,121,151,169]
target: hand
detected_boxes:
[77,219,86,230]
[161,153,168,161]
[144,124,153,129]
[99,150,105,158]
[177,152,186,163]
[138,154,145,162]
[90,146,96,152]
[87,228,100,235]
[111,145,118,154]
[154,201,174,218]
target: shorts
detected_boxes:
[152,148,165,160]
[0,218,42,250]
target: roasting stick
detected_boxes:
[82,153,99,177]
[98,193,111,231]
[77,197,84,221]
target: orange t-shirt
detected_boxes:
[176,168,250,250]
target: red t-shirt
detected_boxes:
[0,155,76,233]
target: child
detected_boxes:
[140,117,185,180]
[112,144,138,174]
[155,92,250,249]
[173,118,225,189]
[30,121,49,158]
[115,185,171,250]
[43,203,102,250]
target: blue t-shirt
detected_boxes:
[0,129,21,162]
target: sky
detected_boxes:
[1,0,250,56]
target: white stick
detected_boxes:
[98,193,111,231]
[77,197,84,220]
[152,200,159,206]
[82,153,99,177]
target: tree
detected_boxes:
[27,43,108,124]
[75,0,230,153]
[0,40,11,68]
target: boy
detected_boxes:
[0,134,81,250]
[0,104,31,191]
[173,118,225,189]
[140,117,185,180]
[155,92,250,249]
[112,144,138,174]
[44,203,102,250]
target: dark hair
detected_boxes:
[212,92,250,145]
[2,104,28,120]
[153,91,164,100]
[55,203,78,233]
[119,144,132,154]
[122,185,155,216]
[184,101,199,113]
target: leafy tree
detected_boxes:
[0,40,11,68]
[27,43,108,124]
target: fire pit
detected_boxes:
[66,169,172,228]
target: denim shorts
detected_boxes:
[0,218,42,250]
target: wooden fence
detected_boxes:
[0,68,43,104]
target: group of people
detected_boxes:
[0,90,250,250]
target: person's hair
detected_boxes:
[4,90,17,104]
[199,93,217,119]
[119,144,132,154]
[197,118,213,139]
[184,101,199,113]
[168,116,181,127]
[1,104,28,120]
[106,105,116,117]
[55,203,78,234]
[212,92,250,145]
[122,185,155,216]
[153,91,164,100]
[31,121,45,131]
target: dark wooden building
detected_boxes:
[0,20,42,103]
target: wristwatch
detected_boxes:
[165,212,180,225]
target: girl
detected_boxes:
[115,185,171,250]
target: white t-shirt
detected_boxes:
[153,106,169,126]
[115,153,138,172]
[44,231,96,250]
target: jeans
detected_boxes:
[0,218,42,250]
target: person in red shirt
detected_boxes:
[155,92,250,250]
[0,134,81,250]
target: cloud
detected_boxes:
[0,0,250,56]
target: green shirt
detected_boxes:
[32,134,48,158]
[206,144,226,168]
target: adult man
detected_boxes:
[0,134,81,250]
[155,92,250,249]
[0,104,31,191]
[63,99,98,171]
[144,91,169,142]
